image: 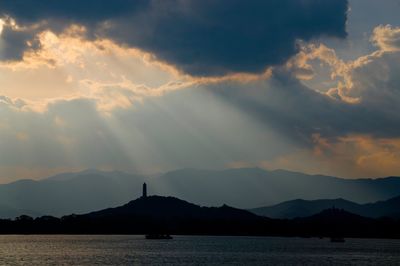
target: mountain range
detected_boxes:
[0,168,400,217]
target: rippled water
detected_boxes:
[0,235,399,265]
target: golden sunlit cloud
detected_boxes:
[287,25,400,104]
[0,19,4,35]
[371,24,400,52]
[0,24,273,113]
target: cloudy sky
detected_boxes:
[0,0,400,181]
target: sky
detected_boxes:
[0,0,400,181]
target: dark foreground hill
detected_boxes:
[0,196,275,235]
[250,195,400,219]
[0,195,400,238]
[79,196,271,235]
[1,168,400,217]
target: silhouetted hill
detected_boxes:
[250,198,361,218]
[250,195,400,219]
[1,196,400,238]
[54,196,270,235]
[299,208,372,223]
[362,196,400,218]
[1,168,400,217]
[86,196,260,221]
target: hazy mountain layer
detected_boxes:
[0,168,400,217]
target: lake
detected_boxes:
[0,235,399,265]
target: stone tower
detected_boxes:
[142,182,147,198]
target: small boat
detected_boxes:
[145,233,173,239]
[330,237,345,243]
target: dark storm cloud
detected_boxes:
[0,0,348,75]
[207,68,400,146]
[0,24,40,61]
[0,0,149,23]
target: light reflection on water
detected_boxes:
[0,235,399,265]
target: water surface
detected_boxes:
[0,235,399,265]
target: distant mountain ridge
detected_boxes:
[0,170,146,217]
[0,168,400,217]
[250,196,400,219]
[150,168,400,208]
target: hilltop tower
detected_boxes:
[142,182,147,198]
